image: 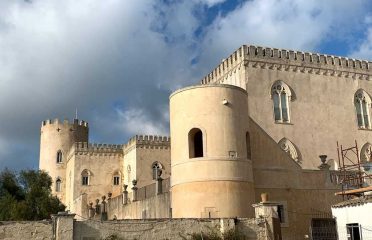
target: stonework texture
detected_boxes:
[0,221,53,240]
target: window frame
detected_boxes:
[354,89,372,130]
[55,178,62,192]
[56,150,63,164]
[271,81,293,124]
[188,128,205,158]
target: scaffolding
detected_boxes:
[336,140,372,199]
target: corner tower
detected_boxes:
[39,119,89,202]
[170,84,254,218]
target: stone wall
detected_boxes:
[107,192,171,219]
[73,218,267,240]
[0,221,53,240]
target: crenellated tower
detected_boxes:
[170,84,254,218]
[39,118,89,202]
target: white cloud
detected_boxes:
[197,0,369,71]
[0,0,370,169]
[350,15,372,60]
[116,108,169,137]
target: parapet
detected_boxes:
[123,135,171,153]
[68,142,123,158]
[41,118,89,128]
[201,44,372,85]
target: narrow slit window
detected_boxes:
[56,151,62,163]
[56,179,61,192]
[189,128,204,158]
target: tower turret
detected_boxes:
[39,118,89,202]
[170,84,254,218]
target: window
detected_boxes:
[55,178,61,192]
[271,81,292,123]
[152,162,163,180]
[56,150,62,163]
[355,89,371,129]
[113,176,120,185]
[112,171,121,185]
[246,132,251,159]
[188,128,204,158]
[81,169,91,186]
[346,223,361,240]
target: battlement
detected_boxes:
[68,142,123,158]
[201,45,371,84]
[123,135,171,153]
[41,118,88,128]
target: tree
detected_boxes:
[0,169,65,220]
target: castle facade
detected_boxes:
[39,45,371,239]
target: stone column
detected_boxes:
[52,212,75,240]
[101,195,108,221]
[156,169,163,195]
[132,179,138,202]
[252,193,282,240]
[88,202,95,219]
[123,184,129,205]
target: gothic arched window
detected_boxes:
[81,169,91,186]
[56,150,62,163]
[271,81,292,123]
[152,162,163,180]
[188,128,204,158]
[354,89,371,129]
[56,178,61,192]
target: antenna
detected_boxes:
[75,108,78,120]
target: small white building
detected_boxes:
[332,193,372,240]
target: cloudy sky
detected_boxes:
[0,0,371,170]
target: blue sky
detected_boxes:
[0,0,371,170]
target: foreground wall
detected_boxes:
[0,215,275,240]
[0,221,53,240]
[74,218,267,240]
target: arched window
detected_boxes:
[354,89,371,129]
[271,81,292,123]
[56,178,61,192]
[81,169,91,186]
[278,138,300,163]
[246,132,251,159]
[56,150,62,163]
[152,162,163,180]
[188,128,204,158]
[113,171,120,185]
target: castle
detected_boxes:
[39,45,371,239]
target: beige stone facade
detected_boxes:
[39,44,371,239]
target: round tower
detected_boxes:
[39,118,89,202]
[170,84,254,218]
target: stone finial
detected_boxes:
[108,192,112,200]
[318,155,330,170]
[124,184,128,192]
[132,179,137,186]
[261,192,268,203]
[319,155,327,164]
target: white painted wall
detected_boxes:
[332,203,372,240]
